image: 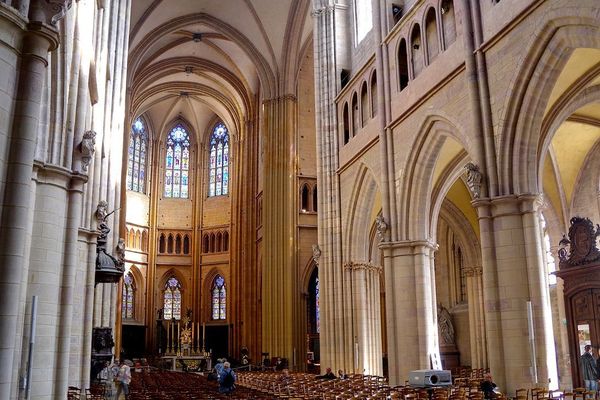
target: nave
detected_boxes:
[69,367,599,400]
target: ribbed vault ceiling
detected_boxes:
[128,0,312,142]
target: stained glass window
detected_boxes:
[211,275,226,320]
[165,124,191,198]
[315,276,320,333]
[163,276,182,320]
[127,118,148,193]
[122,272,135,319]
[208,123,229,197]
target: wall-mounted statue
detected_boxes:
[437,304,455,346]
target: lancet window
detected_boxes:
[164,124,190,198]
[122,272,135,319]
[163,276,182,320]
[127,118,148,193]
[208,123,229,197]
[211,275,226,320]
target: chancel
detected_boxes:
[1,0,600,399]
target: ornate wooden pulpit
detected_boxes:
[554,217,600,387]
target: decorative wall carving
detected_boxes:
[115,238,125,268]
[29,0,73,25]
[558,217,600,267]
[92,327,114,356]
[464,163,482,199]
[79,130,96,171]
[464,266,483,277]
[312,244,321,265]
[437,304,455,346]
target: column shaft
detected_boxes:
[382,241,437,386]
[261,96,296,361]
[474,195,557,393]
[0,23,58,399]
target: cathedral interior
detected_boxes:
[2,0,600,398]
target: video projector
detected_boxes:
[408,369,452,387]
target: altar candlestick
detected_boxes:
[167,322,170,352]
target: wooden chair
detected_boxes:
[67,386,80,400]
[515,389,529,400]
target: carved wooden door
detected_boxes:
[570,289,600,384]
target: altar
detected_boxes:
[158,312,213,372]
[161,355,212,372]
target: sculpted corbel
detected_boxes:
[29,0,73,25]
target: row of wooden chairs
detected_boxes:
[127,369,272,400]
[67,385,105,400]
[515,388,600,400]
[454,368,491,380]
[237,371,393,399]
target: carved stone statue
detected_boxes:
[375,215,388,241]
[115,238,125,267]
[437,304,455,346]
[95,200,108,223]
[312,244,321,265]
[94,201,123,283]
[464,163,482,199]
[79,130,96,172]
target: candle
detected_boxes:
[167,322,170,352]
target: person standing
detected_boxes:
[580,345,599,391]
[115,360,131,399]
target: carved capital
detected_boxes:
[311,5,334,17]
[343,261,382,273]
[464,162,482,199]
[464,266,482,277]
[79,130,96,172]
[29,0,72,25]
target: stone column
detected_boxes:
[233,118,260,360]
[261,95,296,361]
[345,262,383,376]
[53,171,88,399]
[474,195,557,393]
[312,0,354,374]
[465,266,487,368]
[0,1,70,397]
[380,240,437,386]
